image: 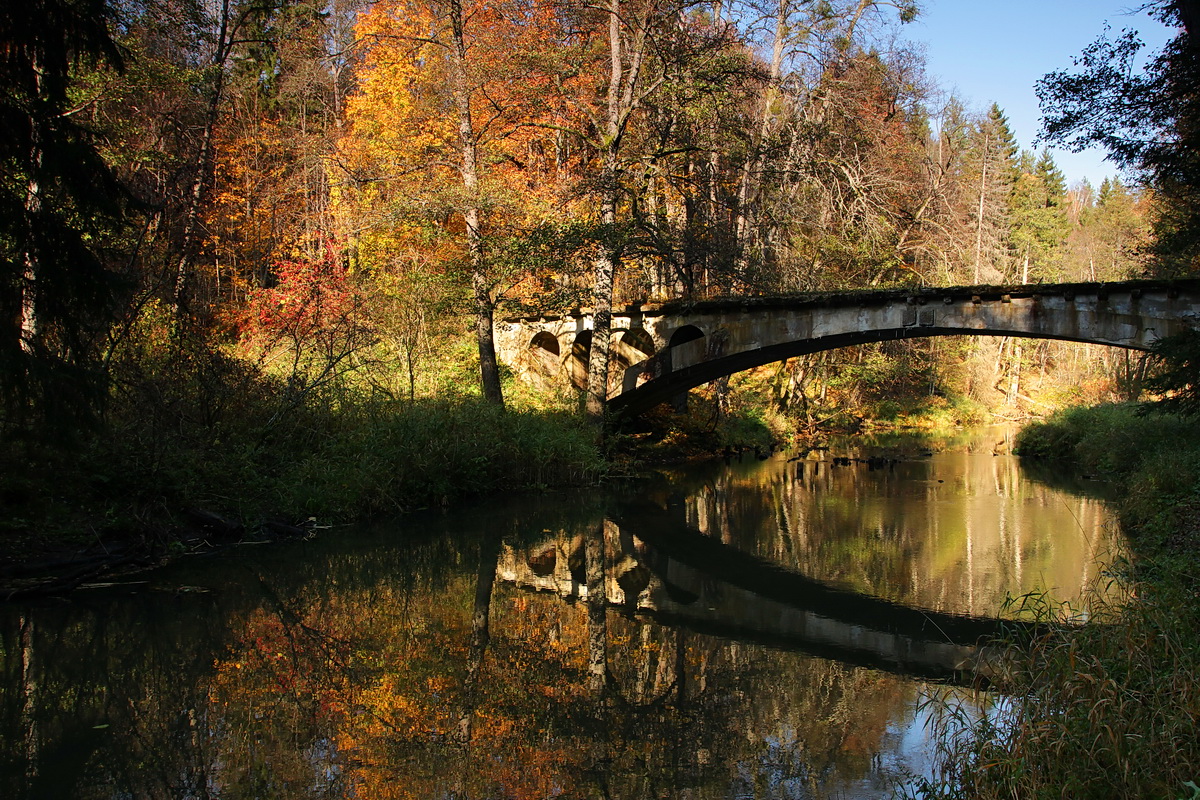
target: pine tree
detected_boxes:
[0,0,128,430]
[965,104,1018,283]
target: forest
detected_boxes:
[0,0,1189,552]
[4,2,1200,797]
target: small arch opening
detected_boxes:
[611,328,658,392]
[620,328,656,358]
[612,328,657,372]
[528,331,561,376]
[669,325,705,347]
[530,330,561,357]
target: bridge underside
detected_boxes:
[496,281,1200,417]
[610,326,1145,416]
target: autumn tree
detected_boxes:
[341,0,574,406]
[718,0,924,292]
[549,1,782,417]
[206,0,352,292]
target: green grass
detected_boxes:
[273,399,604,517]
[0,338,606,561]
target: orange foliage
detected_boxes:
[341,0,586,232]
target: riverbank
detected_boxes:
[0,396,605,597]
[913,403,1200,800]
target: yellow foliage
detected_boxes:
[336,0,589,288]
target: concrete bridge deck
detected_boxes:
[497,279,1200,416]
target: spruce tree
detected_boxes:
[966,104,1019,283]
[1,0,128,432]
[1008,149,1071,282]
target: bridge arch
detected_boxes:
[528,331,562,376]
[617,325,1135,415]
[619,328,656,358]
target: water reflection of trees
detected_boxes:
[667,440,1120,617]
[2,439,1111,798]
[1,527,917,799]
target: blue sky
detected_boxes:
[903,0,1176,187]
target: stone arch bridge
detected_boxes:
[496,280,1200,416]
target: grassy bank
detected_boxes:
[911,404,1200,800]
[0,349,605,570]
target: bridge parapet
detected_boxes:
[496,280,1200,415]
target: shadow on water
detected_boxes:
[0,429,1121,799]
[1016,458,1120,502]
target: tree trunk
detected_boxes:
[586,0,628,422]
[449,0,504,407]
[20,123,42,354]
[973,138,988,284]
[172,0,234,326]
[587,160,618,420]
[585,521,609,694]
[1007,342,1022,405]
[734,0,788,276]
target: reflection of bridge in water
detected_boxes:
[497,503,1033,686]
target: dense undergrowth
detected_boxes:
[909,403,1200,800]
[0,337,605,564]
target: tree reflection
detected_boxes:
[0,432,1115,798]
[0,532,919,798]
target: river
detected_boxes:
[0,427,1121,799]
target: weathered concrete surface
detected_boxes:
[496,280,1200,416]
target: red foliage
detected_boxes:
[238,242,363,350]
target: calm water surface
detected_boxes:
[0,428,1121,799]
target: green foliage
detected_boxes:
[1143,328,1200,417]
[1008,149,1070,280]
[1015,402,1200,475]
[1038,2,1200,276]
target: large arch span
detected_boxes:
[496,280,1200,417]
